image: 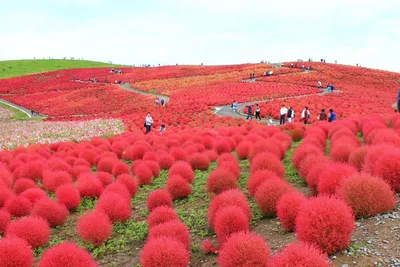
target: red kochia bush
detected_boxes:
[134,163,153,186]
[276,191,307,231]
[330,143,357,163]
[0,209,11,234]
[247,170,282,196]
[190,153,210,170]
[140,236,190,267]
[55,184,81,210]
[248,140,282,161]
[269,242,330,267]
[116,174,138,197]
[149,220,191,249]
[217,153,238,166]
[317,163,357,196]
[42,170,73,192]
[112,161,130,177]
[349,146,369,171]
[147,189,173,211]
[5,196,32,218]
[206,169,238,195]
[96,192,132,223]
[77,211,112,247]
[0,186,15,208]
[6,216,51,248]
[20,188,47,205]
[201,239,218,254]
[157,153,176,170]
[292,144,322,170]
[0,237,34,267]
[32,198,69,227]
[13,178,37,194]
[214,206,250,244]
[218,160,241,180]
[96,158,116,173]
[337,173,397,218]
[362,144,392,174]
[218,231,270,267]
[147,206,179,228]
[168,161,194,183]
[144,160,160,177]
[250,152,285,178]
[255,179,293,217]
[103,182,131,201]
[166,174,192,199]
[96,172,114,187]
[295,196,355,254]
[291,127,305,142]
[207,189,251,230]
[236,141,253,160]
[38,242,98,267]
[215,140,231,155]
[77,173,104,198]
[374,149,400,192]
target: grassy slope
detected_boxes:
[0,59,127,79]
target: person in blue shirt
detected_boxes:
[328,109,336,122]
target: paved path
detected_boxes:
[0,98,46,118]
[120,83,170,103]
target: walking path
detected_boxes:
[0,98,46,118]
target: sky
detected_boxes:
[1,0,400,72]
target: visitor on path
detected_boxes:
[161,99,165,106]
[255,104,261,121]
[246,105,253,120]
[397,89,400,112]
[317,81,322,89]
[319,109,327,120]
[327,83,331,92]
[287,107,295,123]
[301,107,310,125]
[232,100,238,111]
[155,98,159,105]
[328,109,336,122]
[144,113,154,134]
[331,84,335,92]
[280,105,288,125]
[159,124,166,135]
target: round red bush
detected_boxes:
[32,198,68,227]
[96,192,132,223]
[103,182,131,200]
[217,153,238,166]
[295,196,355,254]
[111,161,130,177]
[116,174,138,197]
[217,231,270,267]
[250,152,285,177]
[157,154,175,170]
[42,170,73,192]
[6,216,50,248]
[235,141,253,160]
[147,189,173,211]
[168,161,194,183]
[292,144,322,170]
[317,163,357,196]
[305,158,330,194]
[215,140,231,155]
[269,242,330,267]
[96,158,116,173]
[144,160,160,177]
[374,149,400,192]
[0,237,34,267]
[247,170,281,196]
[55,184,81,210]
[207,189,251,230]
[218,160,240,180]
[134,163,153,186]
[77,210,112,247]
[123,144,150,161]
[13,178,37,194]
[147,206,179,228]
[143,151,158,161]
[5,195,32,218]
[96,171,114,186]
[248,140,282,161]
[140,236,190,267]
[38,242,98,267]
[170,147,189,162]
[330,142,357,163]
[362,144,392,174]
[291,127,305,142]
[348,146,369,171]
[206,169,238,195]
[255,179,293,217]
[149,220,191,249]
[190,153,210,170]
[214,206,250,244]
[276,191,307,231]
[0,186,15,208]
[20,188,47,205]
[77,173,104,198]
[0,209,11,234]
[166,174,192,199]
[337,173,397,218]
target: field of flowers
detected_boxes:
[0,106,14,121]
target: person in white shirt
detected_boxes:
[144,113,154,134]
[317,81,322,89]
[301,107,310,125]
[287,107,295,123]
[280,105,288,125]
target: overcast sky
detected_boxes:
[1,0,399,72]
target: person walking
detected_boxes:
[280,105,288,125]
[246,104,253,120]
[144,113,153,134]
[317,81,322,89]
[287,107,295,123]
[328,109,336,122]
[159,124,166,134]
[319,109,327,120]
[331,84,335,92]
[255,104,261,121]
[301,107,310,125]
[161,99,165,106]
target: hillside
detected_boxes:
[0,59,127,79]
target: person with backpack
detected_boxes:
[301,106,310,125]
[319,109,327,120]
[144,113,153,134]
[287,107,295,123]
[328,109,336,122]
[255,104,261,121]
[280,104,288,125]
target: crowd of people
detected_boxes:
[109,68,123,74]
[317,81,336,92]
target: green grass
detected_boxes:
[0,59,128,79]
[0,101,43,121]
[283,141,305,185]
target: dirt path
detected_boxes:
[120,83,170,103]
